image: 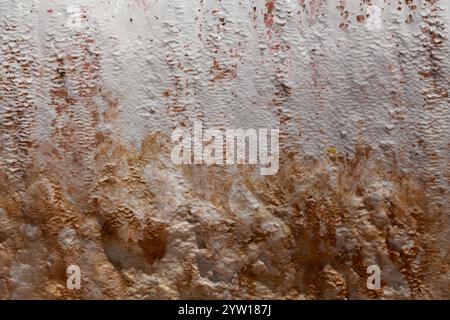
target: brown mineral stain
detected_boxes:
[0,124,446,299]
[356,15,365,23]
[139,222,168,264]
[210,59,238,82]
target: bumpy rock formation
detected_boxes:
[0,0,449,299]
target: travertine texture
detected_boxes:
[0,0,449,299]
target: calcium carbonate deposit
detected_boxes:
[0,0,449,299]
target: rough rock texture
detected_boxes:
[0,0,449,299]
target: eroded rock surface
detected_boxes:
[0,0,449,299]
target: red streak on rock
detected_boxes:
[264,0,275,28]
[264,13,274,27]
[265,1,275,13]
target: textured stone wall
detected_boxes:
[0,0,449,299]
